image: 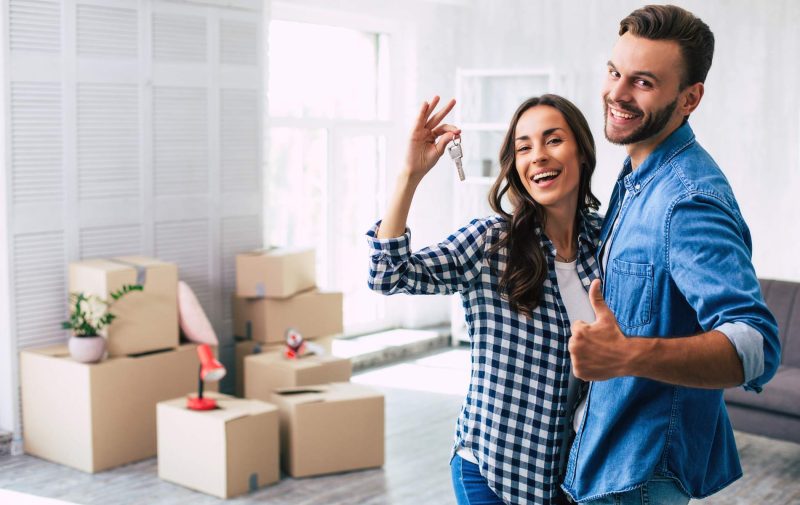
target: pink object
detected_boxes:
[177,281,218,345]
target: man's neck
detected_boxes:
[627,121,684,170]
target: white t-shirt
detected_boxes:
[554,260,595,433]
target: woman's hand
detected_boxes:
[403,96,461,182]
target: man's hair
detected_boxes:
[619,4,714,88]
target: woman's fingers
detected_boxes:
[414,100,430,131]
[426,98,456,130]
[432,124,461,137]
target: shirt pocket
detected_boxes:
[607,258,654,328]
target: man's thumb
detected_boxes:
[588,279,610,319]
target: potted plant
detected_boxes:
[62,285,142,363]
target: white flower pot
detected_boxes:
[68,335,107,363]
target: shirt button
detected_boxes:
[634,183,641,191]
[559,408,567,416]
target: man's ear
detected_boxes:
[681,82,704,116]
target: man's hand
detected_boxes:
[569,279,633,381]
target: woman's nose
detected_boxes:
[531,152,548,165]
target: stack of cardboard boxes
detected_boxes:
[20,249,387,499]
[232,247,341,396]
[234,247,385,480]
[20,256,210,473]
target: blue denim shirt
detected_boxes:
[561,123,781,502]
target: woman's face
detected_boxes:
[513,105,583,214]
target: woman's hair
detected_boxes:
[487,94,600,313]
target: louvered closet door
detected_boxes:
[150,1,262,335]
[4,0,263,435]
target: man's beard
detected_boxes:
[604,97,678,145]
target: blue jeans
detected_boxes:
[450,454,505,505]
[579,477,690,505]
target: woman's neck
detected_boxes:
[544,205,579,260]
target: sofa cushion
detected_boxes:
[724,365,800,418]
[760,279,800,368]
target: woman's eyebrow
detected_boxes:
[515,127,565,142]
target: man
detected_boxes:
[562,5,781,505]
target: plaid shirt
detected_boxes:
[367,211,601,505]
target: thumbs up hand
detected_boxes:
[569,279,631,381]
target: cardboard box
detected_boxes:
[236,247,315,299]
[69,256,179,356]
[157,393,279,499]
[269,383,384,477]
[20,344,213,473]
[244,351,351,401]
[233,336,335,397]
[233,290,343,343]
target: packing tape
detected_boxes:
[108,258,147,285]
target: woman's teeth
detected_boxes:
[533,171,560,183]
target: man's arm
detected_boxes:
[569,280,744,388]
[571,193,779,389]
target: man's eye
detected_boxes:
[609,70,620,78]
[636,79,653,88]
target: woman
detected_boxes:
[367,94,602,505]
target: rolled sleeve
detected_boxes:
[366,220,411,260]
[715,322,765,392]
[366,216,499,296]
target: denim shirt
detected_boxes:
[561,123,781,502]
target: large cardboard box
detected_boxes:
[236,248,315,299]
[244,351,351,401]
[233,337,335,397]
[157,393,279,499]
[20,344,211,473]
[233,290,343,343]
[269,383,384,477]
[69,256,179,356]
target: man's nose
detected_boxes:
[606,79,632,104]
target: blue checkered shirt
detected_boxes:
[367,212,602,504]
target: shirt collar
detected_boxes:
[621,121,696,193]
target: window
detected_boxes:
[266,18,392,335]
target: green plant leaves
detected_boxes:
[61,284,144,337]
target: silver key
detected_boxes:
[448,137,465,181]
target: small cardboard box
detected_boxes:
[20,344,211,473]
[157,393,279,499]
[233,290,343,343]
[269,382,384,477]
[244,351,351,401]
[69,256,179,356]
[234,336,335,397]
[236,247,315,299]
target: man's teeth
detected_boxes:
[533,171,560,182]
[610,108,636,119]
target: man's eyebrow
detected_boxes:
[607,60,661,83]
[515,127,565,141]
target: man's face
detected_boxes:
[602,33,685,146]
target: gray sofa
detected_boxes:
[724,278,800,444]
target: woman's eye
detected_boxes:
[516,146,530,152]
[546,138,563,146]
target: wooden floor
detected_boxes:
[0,348,798,505]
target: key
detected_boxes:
[448,137,465,181]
